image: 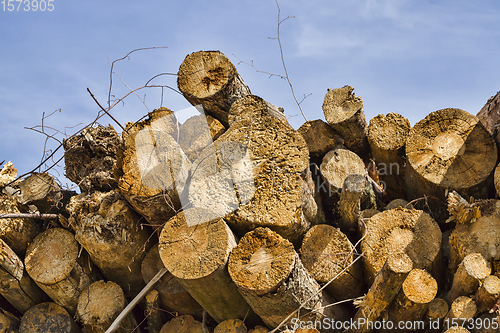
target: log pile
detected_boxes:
[1,49,500,333]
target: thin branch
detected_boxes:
[0,213,59,219]
[87,88,127,133]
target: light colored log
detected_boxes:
[0,268,47,314]
[298,119,341,164]
[19,302,81,333]
[178,114,225,162]
[474,275,500,314]
[339,174,367,233]
[228,95,288,128]
[320,148,366,197]
[445,191,481,224]
[444,296,477,329]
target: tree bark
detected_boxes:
[19,302,81,333]
[141,244,203,319]
[24,228,96,315]
[228,227,348,330]
[177,50,251,127]
[473,275,500,314]
[350,253,413,333]
[444,296,477,329]
[339,174,367,234]
[158,208,255,323]
[384,269,438,329]
[228,95,288,128]
[63,125,121,192]
[0,268,47,314]
[298,119,341,165]
[189,115,312,243]
[159,315,204,333]
[300,224,365,301]
[360,208,442,284]
[248,326,269,333]
[66,190,151,297]
[322,86,369,157]
[476,90,500,135]
[367,113,410,200]
[405,108,497,221]
[76,280,137,333]
[445,253,491,304]
[214,319,247,333]
[178,114,225,162]
[117,107,189,230]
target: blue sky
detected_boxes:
[1,0,499,188]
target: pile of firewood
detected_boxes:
[1,50,500,333]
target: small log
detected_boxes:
[145,290,163,333]
[446,191,481,224]
[19,302,80,333]
[449,215,500,273]
[0,193,41,256]
[367,113,410,200]
[228,227,348,330]
[322,85,369,157]
[300,224,365,301]
[228,95,288,128]
[63,125,121,192]
[360,208,442,284]
[24,228,96,315]
[339,174,367,233]
[445,253,491,304]
[422,298,448,332]
[159,208,255,323]
[320,148,366,197]
[141,244,203,318]
[473,275,500,314]
[476,90,500,135]
[0,268,47,314]
[444,296,477,329]
[76,280,137,333]
[385,269,438,328]
[178,114,225,162]
[66,190,151,296]
[405,108,497,221]
[351,253,413,333]
[214,319,247,333]
[0,162,17,187]
[0,308,20,332]
[159,315,204,333]
[190,115,312,242]
[248,326,269,333]
[177,50,251,127]
[298,119,340,165]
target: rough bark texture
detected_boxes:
[63,125,121,192]
[351,253,413,333]
[361,208,442,284]
[178,114,225,162]
[76,280,136,333]
[476,90,500,135]
[228,227,348,330]
[141,244,203,318]
[405,108,497,221]
[19,302,80,333]
[66,190,151,296]
[0,268,47,314]
[300,224,365,301]
[367,113,410,200]
[298,119,341,165]
[446,191,481,224]
[228,95,288,128]
[339,174,367,234]
[473,275,500,314]
[322,85,369,157]
[158,209,254,323]
[444,296,477,328]
[116,107,187,229]
[159,314,204,333]
[177,50,251,127]
[24,228,96,315]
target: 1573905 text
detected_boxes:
[2,0,54,11]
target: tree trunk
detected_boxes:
[63,125,121,192]
[141,244,203,319]
[178,114,225,163]
[298,119,341,165]
[473,275,500,314]
[0,308,20,333]
[158,208,255,324]
[19,302,81,333]
[24,228,96,315]
[76,280,137,333]
[360,208,442,284]
[322,85,369,157]
[350,253,413,333]
[177,50,251,127]
[228,95,288,128]
[444,296,477,329]
[405,108,497,221]
[228,227,348,330]
[476,90,500,135]
[145,290,163,333]
[300,224,365,301]
[189,115,312,243]
[66,190,151,297]
[367,113,410,200]
[117,107,189,230]
[159,315,204,333]
[445,253,491,304]
[214,319,247,333]
[384,269,438,330]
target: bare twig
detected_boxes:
[87,88,127,133]
[0,213,58,219]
